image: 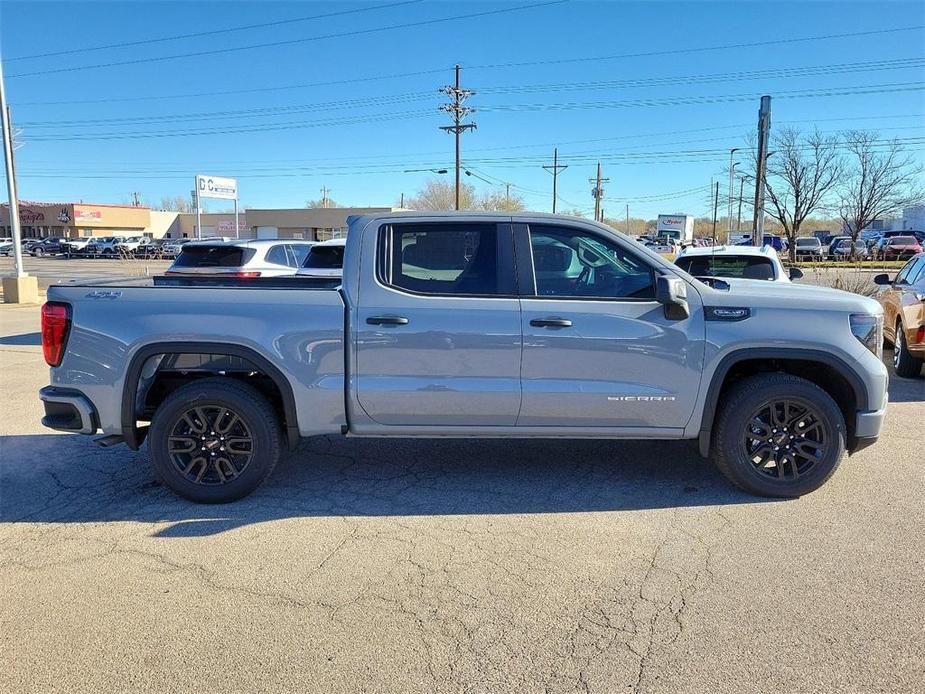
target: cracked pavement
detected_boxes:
[1,303,923,693]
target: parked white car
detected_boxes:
[675,244,802,283]
[296,238,346,278]
[166,239,315,278]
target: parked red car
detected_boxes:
[881,236,924,260]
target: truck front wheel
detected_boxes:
[711,374,846,497]
[148,377,282,503]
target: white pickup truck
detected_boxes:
[39,212,887,503]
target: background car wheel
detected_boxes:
[711,373,846,497]
[33,248,44,257]
[148,377,282,503]
[893,321,924,378]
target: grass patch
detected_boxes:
[791,260,907,269]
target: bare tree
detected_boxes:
[306,197,340,209]
[405,178,475,210]
[159,195,193,212]
[763,128,843,261]
[839,131,923,248]
[478,188,526,212]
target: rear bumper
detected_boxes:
[39,386,98,434]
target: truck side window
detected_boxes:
[528,225,655,299]
[384,223,504,296]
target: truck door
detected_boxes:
[516,222,704,430]
[353,221,522,427]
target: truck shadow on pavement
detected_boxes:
[0,434,770,536]
[0,331,41,346]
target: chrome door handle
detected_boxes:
[366,315,409,325]
[530,317,572,328]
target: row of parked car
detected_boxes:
[0,235,191,259]
[794,231,925,261]
[163,237,347,278]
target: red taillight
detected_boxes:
[41,302,71,367]
[229,271,261,278]
[916,325,925,344]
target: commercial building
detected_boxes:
[0,201,152,239]
[1,202,405,242]
[166,207,401,241]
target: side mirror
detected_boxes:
[873,273,892,286]
[655,275,690,320]
[788,267,804,280]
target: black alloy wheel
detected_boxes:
[167,405,255,485]
[743,398,826,481]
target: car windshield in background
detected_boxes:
[172,245,256,267]
[890,237,916,245]
[675,255,776,280]
[303,245,345,269]
[796,238,819,246]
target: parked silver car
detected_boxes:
[166,238,314,277]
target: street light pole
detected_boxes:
[727,148,739,233]
[0,56,26,280]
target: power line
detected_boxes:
[6,0,568,79]
[439,65,477,210]
[464,24,925,72]
[4,0,424,62]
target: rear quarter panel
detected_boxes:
[47,284,347,436]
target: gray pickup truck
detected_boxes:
[39,212,888,502]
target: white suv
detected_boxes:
[166,239,314,277]
[675,244,801,283]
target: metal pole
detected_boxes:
[552,148,558,213]
[727,148,738,232]
[737,177,744,232]
[712,181,720,237]
[0,59,26,278]
[233,198,239,240]
[752,95,771,245]
[593,162,602,223]
[195,176,202,239]
[626,204,630,235]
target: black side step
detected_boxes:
[94,434,126,448]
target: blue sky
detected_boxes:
[1,0,923,218]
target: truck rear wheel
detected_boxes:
[711,374,846,497]
[148,377,282,503]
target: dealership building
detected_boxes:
[1,202,403,242]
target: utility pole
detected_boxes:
[320,185,330,208]
[590,162,609,223]
[131,192,141,207]
[1,54,33,300]
[727,148,738,232]
[439,64,476,211]
[542,147,567,213]
[736,177,745,232]
[505,182,511,203]
[400,192,404,208]
[712,181,720,237]
[626,204,630,235]
[752,95,772,245]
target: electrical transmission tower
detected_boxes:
[439,64,476,211]
[542,147,568,213]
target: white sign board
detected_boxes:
[196,174,237,201]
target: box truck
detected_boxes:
[657,214,695,244]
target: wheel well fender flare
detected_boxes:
[121,341,299,451]
[697,347,868,457]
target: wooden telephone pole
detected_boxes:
[439,65,476,210]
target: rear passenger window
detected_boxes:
[265,244,290,266]
[289,244,311,266]
[382,223,508,296]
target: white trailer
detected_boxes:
[657,214,695,243]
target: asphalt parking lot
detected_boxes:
[1,298,923,693]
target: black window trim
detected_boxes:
[375,221,519,299]
[515,221,660,302]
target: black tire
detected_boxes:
[148,377,282,503]
[893,321,924,378]
[33,247,44,257]
[711,373,846,497]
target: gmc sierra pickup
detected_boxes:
[39,212,888,503]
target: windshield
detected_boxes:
[796,238,818,246]
[675,254,776,280]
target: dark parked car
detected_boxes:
[28,238,66,256]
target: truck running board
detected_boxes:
[94,434,126,448]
